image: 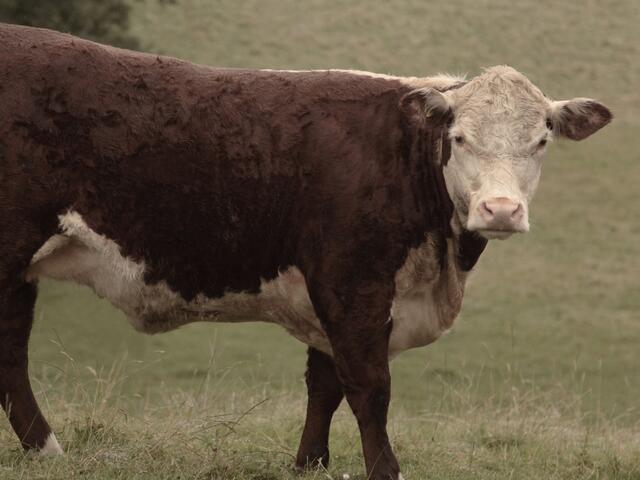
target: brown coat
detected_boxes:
[0,23,485,479]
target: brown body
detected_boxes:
[10,23,615,480]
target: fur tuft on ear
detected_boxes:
[399,88,453,126]
[550,98,612,141]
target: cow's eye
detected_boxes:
[454,136,465,145]
[538,138,548,148]
[545,119,553,130]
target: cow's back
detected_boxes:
[0,23,412,302]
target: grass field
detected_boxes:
[1,0,640,478]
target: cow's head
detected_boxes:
[402,66,612,240]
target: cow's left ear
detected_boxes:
[549,98,612,141]
[400,88,453,127]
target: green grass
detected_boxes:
[1,0,640,478]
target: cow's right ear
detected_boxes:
[400,88,453,127]
[549,98,612,141]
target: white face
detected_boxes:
[444,89,549,239]
[424,66,612,240]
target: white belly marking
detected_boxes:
[28,212,466,358]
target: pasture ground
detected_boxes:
[1,0,639,478]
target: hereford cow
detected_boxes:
[0,23,611,479]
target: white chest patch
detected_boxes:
[28,212,467,358]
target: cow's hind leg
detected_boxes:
[295,347,344,471]
[0,280,61,454]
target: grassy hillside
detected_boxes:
[1,0,639,478]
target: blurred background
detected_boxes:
[0,1,638,478]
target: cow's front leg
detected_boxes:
[307,277,401,480]
[0,281,62,454]
[335,332,399,480]
[295,347,344,471]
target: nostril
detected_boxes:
[511,203,523,219]
[481,201,494,216]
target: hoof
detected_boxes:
[39,433,64,455]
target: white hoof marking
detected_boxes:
[40,432,64,455]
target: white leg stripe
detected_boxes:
[40,432,64,455]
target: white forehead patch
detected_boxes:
[450,66,549,148]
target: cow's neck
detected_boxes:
[402,109,487,275]
[455,228,488,271]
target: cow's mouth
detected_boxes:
[475,229,518,240]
